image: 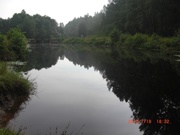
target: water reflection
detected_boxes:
[63,46,180,135]
[103,52,180,135]
[0,91,30,128]
[25,46,64,70]
[11,45,180,134]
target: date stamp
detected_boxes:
[128,119,170,124]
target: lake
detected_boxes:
[3,45,180,135]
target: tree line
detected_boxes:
[1,0,179,41]
[64,13,104,37]
[0,10,63,41]
[64,0,180,37]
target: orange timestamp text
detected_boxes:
[128,119,170,124]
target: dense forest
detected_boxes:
[64,0,180,37]
[1,0,180,39]
[0,0,180,46]
[0,10,63,41]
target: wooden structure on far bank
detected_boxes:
[28,38,61,44]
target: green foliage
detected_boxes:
[63,36,111,46]
[0,18,10,34]
[132,33,149,46]
[64,13,104,37]
[104,0,180,36]
[65,0,180,36]
[0,128,24,135]
[78,22,87,37]
[64,0,180,38]
[0,28,28,61]
[115,33,150,48]
[33,14,59,40]
[0,3,179,48]
[110,28,120,43]
[0,62,31,94]
[63,33,180,50]
[0,34,9,60]
[117,33,180,50]
[63,37,83,44]
[0,10,61,41]
[6,28,27,59]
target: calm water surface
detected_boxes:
[5,45,180,135]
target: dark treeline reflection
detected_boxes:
[25,45,180,135]
[0,91,30,128]
[23,46,64,71]
[102,52,180,135]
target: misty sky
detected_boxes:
[0,0,108,24]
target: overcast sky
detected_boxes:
[0,0,108,25]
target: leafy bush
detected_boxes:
[131,33,149,47]
[110,28,120,43]
[6,28,27,59]
[0,28,28,61]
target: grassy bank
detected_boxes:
[0,62,33,95]
[62,33,180,50]
[0,128,24,135]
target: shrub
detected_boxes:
[6,28,27,60]
[132,33,149,47]
[143,34,161,50]
[110,28,120,43]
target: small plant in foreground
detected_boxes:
[0,128,24,135]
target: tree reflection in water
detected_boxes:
[105,57,180,135]
[62,46,180,135]
[22,45,180,135]
[0,92,30,128]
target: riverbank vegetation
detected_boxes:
[0,62,33,95]
[62,32,180,50]
[63,35,111,46]
[0,28,34,100]
[116,32,180,50]
[63,0,180,50]
[0,0,179,50]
